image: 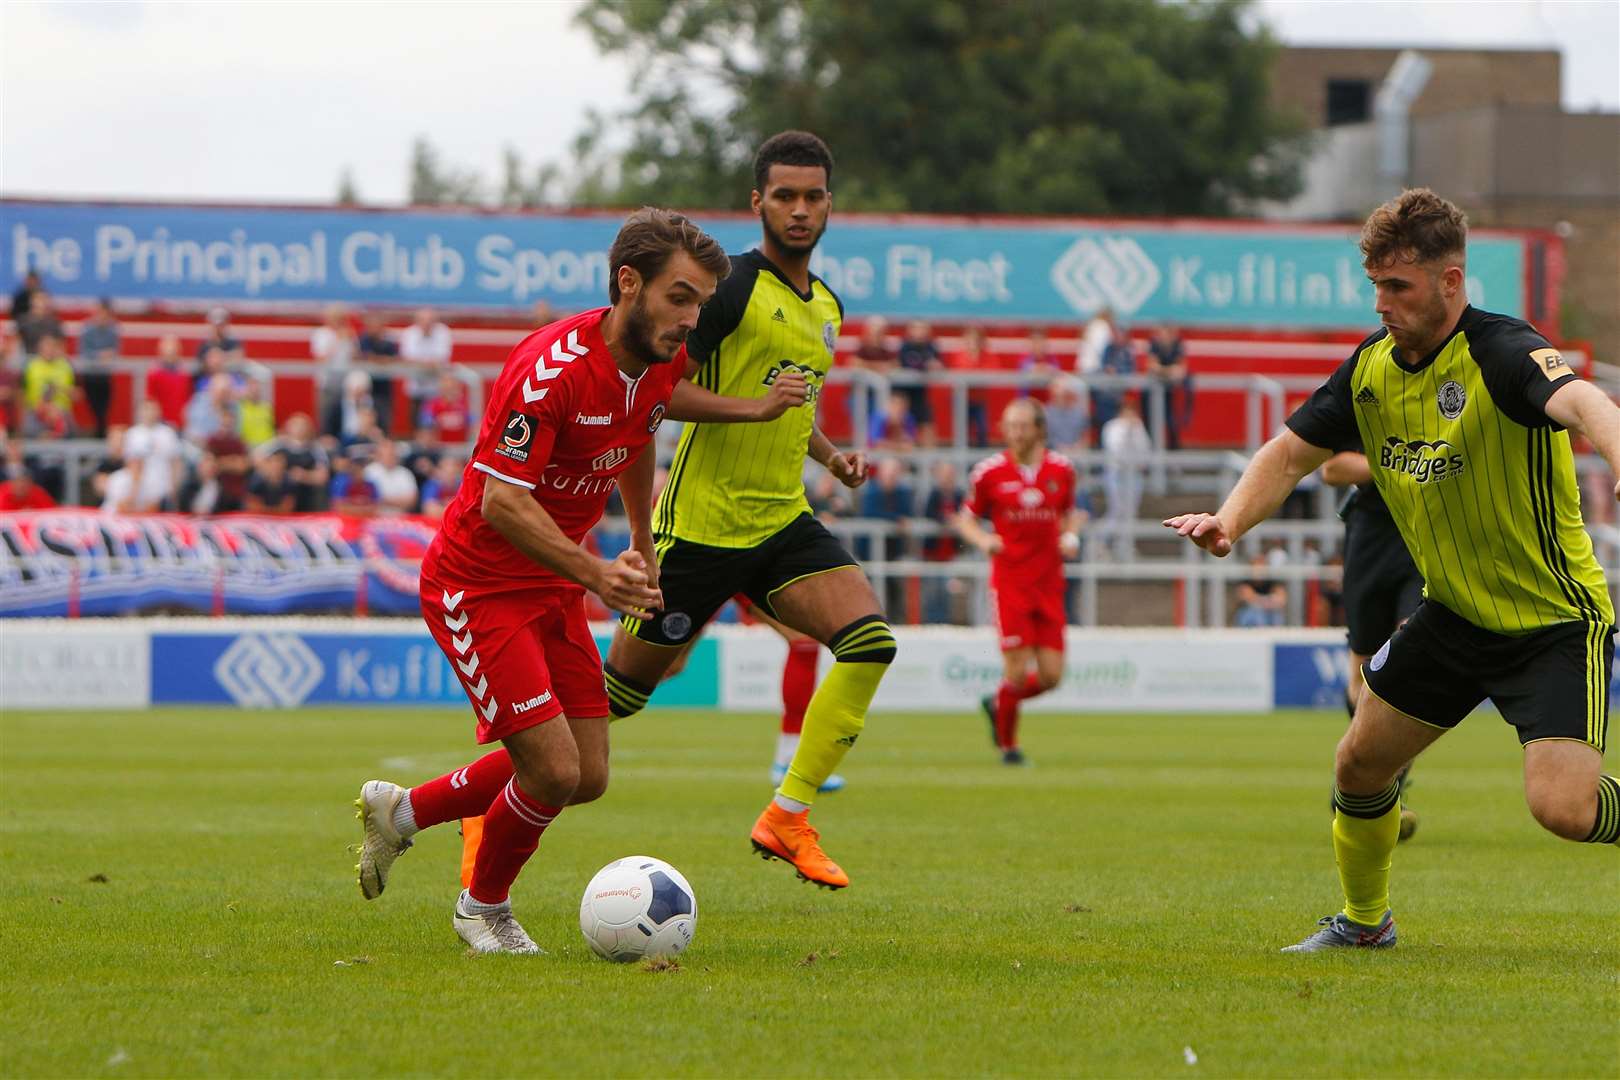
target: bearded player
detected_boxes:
[351,209,736,954]
[605,131,894,891]
[955,398,1083,765]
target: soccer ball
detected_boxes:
[578,856,697,962]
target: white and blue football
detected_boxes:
[579,856,697,962]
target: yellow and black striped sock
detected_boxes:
[1583,775,1620,845]
[778,616,896,807]
[1331,779,1402,926]
[603,664,653,720]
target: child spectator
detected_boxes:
[237,378,276,448]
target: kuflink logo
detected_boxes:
[1049,237,1161,316]
[213,633,324,707]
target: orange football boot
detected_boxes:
[750,803,850,889]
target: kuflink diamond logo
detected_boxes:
[1049,237,1161,316]
[213,633,323,707]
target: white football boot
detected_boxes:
[354,780,412,899]
[453,891,544,955]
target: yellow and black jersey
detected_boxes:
[655,248,843,548]
[1288,305,1612,634]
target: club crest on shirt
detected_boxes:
[1018,487,1043,508]
[496,411,536,463]
[823,320,838,356]
[1437,380,1466,420]
[647,402,666,433]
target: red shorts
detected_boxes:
[989,578,1067,652]
[419,573,609,744]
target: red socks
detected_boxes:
[408,748,513,830]
[780,638,820,735]
[994,673,1048,749]
[468,777,561,905]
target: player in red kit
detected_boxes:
[955,398,1084,765]
[351,209,734,954]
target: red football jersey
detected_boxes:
[428,308,683,590]
[965,449,1076,588]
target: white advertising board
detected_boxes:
[1,626,151,709]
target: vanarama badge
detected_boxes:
[1437,380,1466,420]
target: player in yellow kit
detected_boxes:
[1167,189,1620,951]
[603,131,894,890]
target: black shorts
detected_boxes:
[621,513,859,647]
[1342,507,1424,655]
[1362,599,1615,751]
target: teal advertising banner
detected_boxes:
[3,199,1534,328]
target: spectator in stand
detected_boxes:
[23,382,75,440]
[404,424,442,490]
[312,303,358,436]
[245,450,297,514]
[399,307,451,424]
[23,333,77,416]
[77,299,119,437]
[806,471,852,520]
[868,391,918,451]
[944,324,999,446]
[237,377,275,448]
[1146,324,1192,449]
[356,310,399,433]
[895,319,942,446]
[860,456,915,614]
[145,335,193,428]
[1235,551,1288,628]
[421,370,470,445]
[363,438,419,515]
[1076,307,1115,375]
[419,453,463,520]
[258,413,329,512]
[184,374,238,445]
[10,270,41,321]
[329,453,380,516]
[17,292,64,358]
[206,409,251,513]
[920,459,964,623]
[333,369,376,443]
[340,408,384,458]
[851,316,895,430]
[1018,327,1063,388]
[1099,395,1151,561]
[531,300,557,325]
[176,454,221,515]
[0,462,55,510]
[91,426,127,507]
[195,307,245,365]
[1046,375,1090,453]
[193,344,248,394]
[123,400,184,511]
[0,343,18,436]
[1092,325,1137,432]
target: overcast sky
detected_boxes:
[3,0,1616,205]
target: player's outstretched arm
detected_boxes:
[666,370,809,423]
[953,505,1002,555]
[1163,429,1331,556]
[1544,379,1620,501]
[482,477,662,617]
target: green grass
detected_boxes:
[1,706,1616,1078]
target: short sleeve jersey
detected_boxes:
[654,249,843,548]
[432,308,683,589]
[965,450,1077,589]
[1286,306,1610,633]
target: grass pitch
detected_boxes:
[1,705,1616,1078]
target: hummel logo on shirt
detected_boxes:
[771,308,787,323]
[1355,386,1380,406]
[575,413,612,425]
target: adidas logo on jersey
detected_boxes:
[771,308,787,323]
[1355,386,1380,406]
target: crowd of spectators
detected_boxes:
[1,288,471,522]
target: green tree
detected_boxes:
[573,0,1304,215]
[335,167,361,207]
[407,136,485,206]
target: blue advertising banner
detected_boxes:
[2,199,1530,327]
[149,629,719,708]
[1272,641,1352,708]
